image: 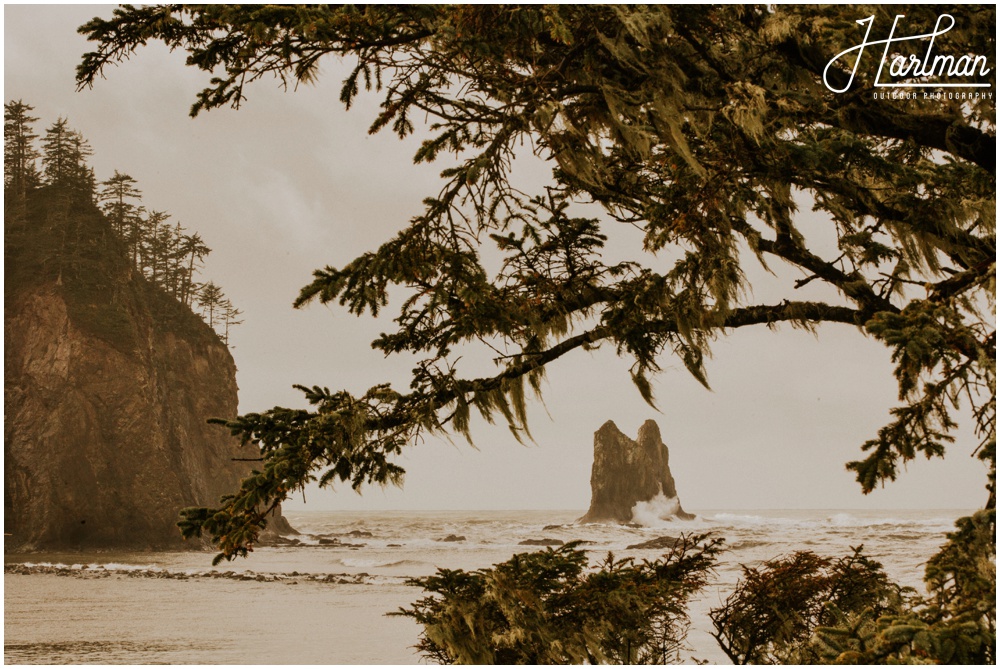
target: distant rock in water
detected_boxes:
[579,419,694,524]
[435,534,466,543]
[4,193,292,550]
[627,535,680,550]
[519,538,564,546]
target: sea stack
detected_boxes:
[579,419,693,523]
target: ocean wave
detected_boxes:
[4,562,407,585]
[20,561,163,572]
[882,532,934,541]
[705,512,957,532]
[630,493,690,527]
[728,540,770,550]
[335,558,427,569]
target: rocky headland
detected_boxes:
[4,192,291,551]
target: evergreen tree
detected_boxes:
[396,535,721,664]
[220,299,243,346]
[77,6,994,574]
[4,99,41,203]
[6,101,233,344]
[162,222,185,298]
[39,117,96,282]
[68,130,96,199]
[177,231,211,306]
[40,117,74,186]
[196,281,225,330]
[98,170,142,235]
[137,209,168,278]
[809,508,996,664]
[42,118,81,189]
[709,548,904,664]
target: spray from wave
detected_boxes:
[630,492,686,527]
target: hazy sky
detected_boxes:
[5,5,989,512]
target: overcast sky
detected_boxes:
[5,5,989,512]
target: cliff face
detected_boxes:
[3,283,279,550]
[579,419,693,524]
[5,183,298,550]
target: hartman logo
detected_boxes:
[823,14,992,94]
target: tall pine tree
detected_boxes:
[98,170,142,235]
[4,100,41,204]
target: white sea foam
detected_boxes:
[705,511,958,532]
[89,563,163,572]
[630,492,682,527]
[18,562,160,572]
[336,558,426,569]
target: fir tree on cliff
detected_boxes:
[176,231,211,307]
[4,100,41,206]
[41,117,94,196]
[196,281,226,330]
[5,104,239,343]
[98,170,143,262]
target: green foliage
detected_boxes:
[394,534,722,664]
[709,547,905,664]
[5,185,139,350]
[75,6,995,564]
[5,101,239,347]
[179,382,408,561]
[851,301,995,494]
[810,509,996,665]
[4,107,139,348]
[41,117,94,194]
[711,509,996,666]
[4,100,41,202]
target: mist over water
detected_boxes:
[5,508,965,664]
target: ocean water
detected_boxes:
[4,508,967,664]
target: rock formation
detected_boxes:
[519,538,564,546]
[4,203,291,550]
[579,419,693,524]
[627,536,679,550]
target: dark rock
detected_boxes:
[578,419,694,524]
[626,535,680,550]
[435,534,466,542]
[316,537,365,548]
[343,530,373,538]
[542,524,565,531]
[261,513,298,538]
[387,543,402,548]
[518,538,564,546]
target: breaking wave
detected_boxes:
[706,512,958,533]
[630,492,684,527]
[334,558,427,569]
[4,562,405,585]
